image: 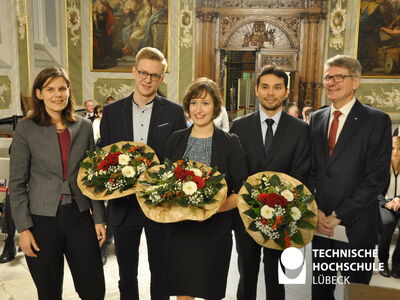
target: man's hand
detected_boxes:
[95,224,106,246]
[19,229,40,257]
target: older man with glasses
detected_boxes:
[309,55,392,299]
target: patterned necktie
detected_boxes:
[328,110,342,156]
[265,119,274,156]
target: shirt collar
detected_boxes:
[259,106,283,125]
[330,97,356,117]
[132,93,156,109]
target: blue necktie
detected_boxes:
[265,119,274,156]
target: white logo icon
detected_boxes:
[278,247,306,284]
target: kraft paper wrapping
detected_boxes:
[77,141,159,200]
[237,171,318,250]
[136,162,228,223]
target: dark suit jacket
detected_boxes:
[309,100,392,245]
[230,109,310,184]
[164,125,248,241]
[10,117,105,232]
[100,93,187,225]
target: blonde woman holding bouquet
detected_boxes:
[164,77,248,300]
[9,67,106,300]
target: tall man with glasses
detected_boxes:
[100,47,186,300]
[230,65,310,300]
[310,55,392,299]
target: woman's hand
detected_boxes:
[95,224,106,246]
[19,229,40,257]
[217,194,238,213]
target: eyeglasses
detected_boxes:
[136,70,163,82]
[323,74,355,83]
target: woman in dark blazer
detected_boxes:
[164,77,248,300]
[378,136,400,278]
[9,67,106,300]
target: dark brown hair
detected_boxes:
[182,77,222,119]
[27,67,77,126]
[256,64,289,89]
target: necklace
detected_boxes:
[56,128,66,133]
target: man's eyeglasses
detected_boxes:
[136,70,163,82]
[323,74,355,83]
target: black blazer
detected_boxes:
[309,100,392,245]
[164,126,248,241]
[100,93,187,225]
[230,109,310,184]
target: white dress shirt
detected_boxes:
[327,97,356,143]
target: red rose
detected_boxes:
[174,166,186,180]
[105,152,121,165]
[193,176,206,189]
[97,160,109,171]
[257,193,270,204]
[257,193,288,208]
[185,170,194,178]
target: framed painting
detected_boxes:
[90,0,169,72]
[356,0,400,77]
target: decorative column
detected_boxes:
[301,14,323,108]
[195,11,218,80]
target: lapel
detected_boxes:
[67,118,79,151]
[177,126,191,160]
[210,126,222,167]
[147,95,164,146]
[262,110,290,167]
[250,111,266,158]
[42,124,63,177]
[121,96,134,140]
[328,100,364,165]
[318,107,331,165]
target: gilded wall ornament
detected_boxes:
[16,0,27,40]
[180,0,193,48]
[328,0,346,51]
[67,0,81,47]
[0,76,11,109]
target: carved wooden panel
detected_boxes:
[220,16,299,49]
[197,0,328,9]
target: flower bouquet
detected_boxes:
[77,141,159,200]
[237,171,317,250]
[135,158,228,223]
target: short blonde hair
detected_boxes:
[135,47,167,73]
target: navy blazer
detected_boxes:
[100,93,187,225]
[230,109,310,184]
[309,100,392,245]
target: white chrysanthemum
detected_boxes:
[190,168,203,177]
[182,181,197,195]
[291,207,301,220]
[281,189,294,202]
[121,166,136,178]
[118,154,131,165]
[260,205,274,219]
